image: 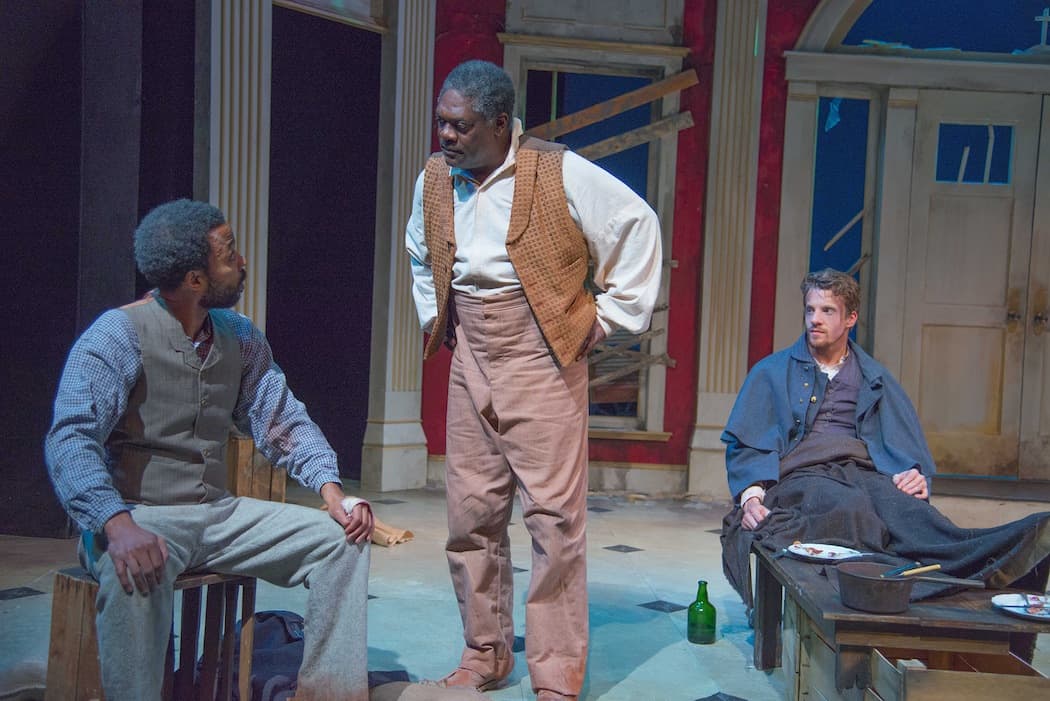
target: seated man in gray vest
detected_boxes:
[45,199,373,701]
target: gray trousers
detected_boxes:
[81,496,370,701]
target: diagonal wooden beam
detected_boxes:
[587,329,666,365]
[589,354,675,388]
[577,111,694,161]
[525,68,699,141]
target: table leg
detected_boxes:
[835,644,870,690]
[1009,632,1037,663]
[753,554,783,670]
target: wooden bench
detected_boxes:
[45,435,285,701]
[751,545,1050,700]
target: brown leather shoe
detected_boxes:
[536,690,577,700]
[422,667,504,692]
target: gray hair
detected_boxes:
[134,199,226,290]
[439,60,515,121]
[801,268,860,315]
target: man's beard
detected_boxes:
[201,271,246,309]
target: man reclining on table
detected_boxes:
[720,268,1050,612]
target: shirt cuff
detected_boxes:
[739,484,766,507]
[594,311,612,337]
[84,500,133,535]
[305,469,343,495]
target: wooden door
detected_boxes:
[1019,96,1050,481]
[901,90,1042,478]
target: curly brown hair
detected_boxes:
[801,268,860,315]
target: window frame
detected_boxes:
[501,34,686,433]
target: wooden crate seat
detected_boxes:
[46,435,285,700]
[46,567,257,701]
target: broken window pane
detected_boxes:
[935,123,1013,184]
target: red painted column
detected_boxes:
[748,0,820,367]
[420,0,507,456]
[589,0,716,466]
[432,0,507,131]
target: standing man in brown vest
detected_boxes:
[406,60,662,701]
[45,199,373,701]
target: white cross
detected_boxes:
[1036,8,1050,46]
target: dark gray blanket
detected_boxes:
[721,462,1050,609]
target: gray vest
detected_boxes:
[107,297,241,505]
[810,350,862,436]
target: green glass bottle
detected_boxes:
[687,579,717,644]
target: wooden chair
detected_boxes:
[45,435,286,701]
[47,567,257,701]
[225,432,287,504]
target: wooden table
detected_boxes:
[751,545,1050,693]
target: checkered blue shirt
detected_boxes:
[44,300,342,532]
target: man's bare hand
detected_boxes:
[343,502,374,544]
[576,319,607,361]
[102,512,168,595]
[741,497,770,531]
[892,468,928,499]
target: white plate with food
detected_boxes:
[786,542,864,562]
[991,593,1050,621]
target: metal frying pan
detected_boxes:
[836,561,985,614]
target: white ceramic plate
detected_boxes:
[991,593,1050,621]
[786,542,863,562]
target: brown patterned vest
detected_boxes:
[421,137,595,366]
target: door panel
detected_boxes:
[1020,96,1050,480]
[924,194,1012,306]
[902,90,1040,477]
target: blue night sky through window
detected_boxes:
[843,0,1050,54]
[524,70,651,199]
[810,97,869,277]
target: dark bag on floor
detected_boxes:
[199,609,304,701]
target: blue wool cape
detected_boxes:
[721,334,935,500]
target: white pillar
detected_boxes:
[772,80,818,350]
[361,0,436,491]
[688,0,768,500]
[209,0,272,328]
[871,87,918,378]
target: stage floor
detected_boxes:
[1,486,1047,700]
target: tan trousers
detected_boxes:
[445,290,589,696]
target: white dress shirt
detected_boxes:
[405,119,662,336]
